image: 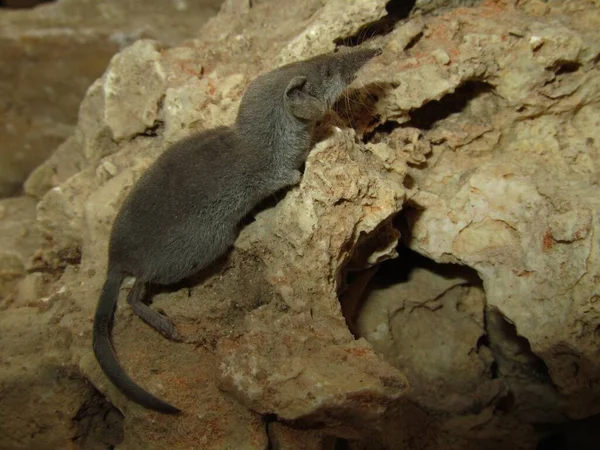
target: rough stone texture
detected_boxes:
[0,196,42,298]
[351,0,600,447]
[1,0,600,449]
[0,311,98,450]
[267,422,338,450]
[0,0,223,198]
[393,0,600,423]
[275,0,389,64]
[356,256,495,415]
[415,0,485,13]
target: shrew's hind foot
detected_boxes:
[127,280,184,342]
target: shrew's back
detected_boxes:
[109,127,246,283]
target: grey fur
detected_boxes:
[92,47,381,414]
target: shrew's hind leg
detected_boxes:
[127,279,183,342]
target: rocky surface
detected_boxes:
[1,0,600,449]
[0,0,223,198]
[0,196,40,284]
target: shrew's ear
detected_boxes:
[284,76,327,120]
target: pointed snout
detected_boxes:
[341,46,382,62]
[354,47,383,60]
[338,46,382,78]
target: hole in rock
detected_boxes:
[495,390,515,413]
[340,235,496,416]
[332,437,350,449]
[339,212,600,447]
[362,119,401,143]
[485,307,554,385]
[402,173,416,190]
[0,0,54,7]
[374,243,481,288]
[476,333,490,348]
[340,235,483,339]
[334,0,417,47]
[407,80,494,130]
[134,120,164,138]
[537,432,566,450]
[404,31,424,51]
[265,414,278,450]
[72,385,124,449]
[553,61,581,75]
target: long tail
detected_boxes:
[92,268,181,414]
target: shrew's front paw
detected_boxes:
[286,169,302,187]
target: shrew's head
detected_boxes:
[281,47,382,121]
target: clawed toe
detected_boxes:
[158,318,184,342]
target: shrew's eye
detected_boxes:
[325,67,332,77]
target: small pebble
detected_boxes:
[431,48,450,65]
[529,35,544,51]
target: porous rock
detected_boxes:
[0,0,222,198]
[267,422,331,450]
[353,0,600,447]
[0,196,42,299]
[2,0,600,449]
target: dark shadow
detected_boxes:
[486,307,555,385]
[334,0,418,47]
[402,173,416,190]
[265,414,278,450]
[334,82,395,135]
[537,434,568,450]
[339,204,482,338]
[151,251,231,296]
[553,61,581,75]
[404,31,424,51]
[72,384,124,450]
[0,0,55,8]
[407,80,494,130]
[362,119,401,143]
[369,243,482,289]
[535,414,600,450]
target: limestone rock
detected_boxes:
[24,136,86,200]
[3,0,600,449]
[276,0,389,64]
[101,40,167,143]
[0,196,42,296]
[0,274,101,450]
[268,422,331,450]
[381,0,600,423]
[0,0,222,198]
